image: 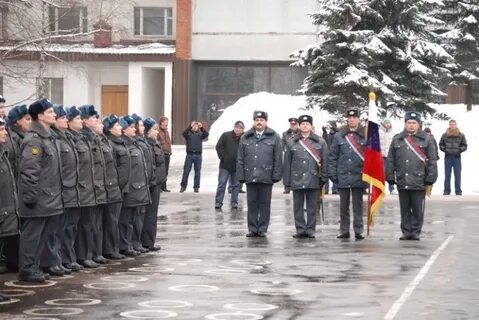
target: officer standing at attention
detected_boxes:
[283,115,328,239]
[281,117,299,194]
[0,117,20,298]
[387,112,438,240]
[328,109,367,240]
[237,111,283,238]
[79,105,109,265]
[51,106,82,272]
[68,106,98,269]
[18,99,63,282]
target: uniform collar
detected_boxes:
[29,120,52,138]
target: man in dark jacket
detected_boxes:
[328,109,367,240]
[387,112,438,240]
[158,116,172,192]
[214,120,245,209]
[439,120,467,195]
[284,115,328,238]
[237,111,283,237]
[0,117,19,299]
[281,117,299,194]
[18,99,63,282]
[180,120,209,192]
[322,121,338,194]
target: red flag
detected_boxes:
[362,92,385,227]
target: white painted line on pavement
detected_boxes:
[384,235,454,320]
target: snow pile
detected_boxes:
[205,92,478,195]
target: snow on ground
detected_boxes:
[175,92,478,195]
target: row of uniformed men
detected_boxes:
[0,98,165,286]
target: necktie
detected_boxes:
[256,133,261,139]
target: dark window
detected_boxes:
[49,6,87,35]
[0,77,3,96]
[196,64,306,125]
[134,7,173,36]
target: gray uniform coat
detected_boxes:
[18,121,63,218]
[283,133,329,190]
[107,133,130,195]
[52,128,80,208]
[122,136,150,207]
[237,127,283,184]
[0,145,19,237]
[82,127,107,205]
[99,134,122,204]
[4,126,22,177]
[136,136,153,185]
[327,126,367,189]
[386,130,438,190]
[69,129,96,207]
[147,137,166,187]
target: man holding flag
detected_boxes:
[362,92,386,235]
[328,109,367,240]
[386,112,438,240]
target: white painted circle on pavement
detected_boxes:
[0,298,20,305]
[120,309,178,318]
[101,275,148,282]
[5,280,57,288]
[129,267,174,273]
[344,312,365,317]
[83,282,136,290]
[0,289,35,297]
[250,288,301,296]
[23,307,84,316]
[45,298,102,306]
[205,269,247,275]
[224,303,278,311]
[108,261,122,266]
[169,285,219,292]
[59,275,75,280]
[138,300,192,308]
[204,313,263,320]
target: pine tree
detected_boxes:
[437,0,479,111]
[292,0,452,118]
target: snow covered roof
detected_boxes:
[0,42,175,55]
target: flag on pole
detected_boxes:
[362,91,385,226]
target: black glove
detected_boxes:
[425,182,434,186]
[331,178,338,184]
[387,180,395,186]
[238,180,245,184]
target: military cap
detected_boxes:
[7,104,28,125]
[102,114,119,133]
[119,115,135,129]
[28,99,53,118]
[0,95,5,103]
[298,114,313,125]
[131,113,142,124]
[253,110,268,121]
[346,109,360,117]
[0,117,5,127]
[405,111,421,123]
[66,106,81,121]
[234,120,245,129]
[143,117,156,134]
[288,117,299,124]
[53,105,66,118]
[79,104,98,119]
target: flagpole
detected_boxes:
[366,90,375,236]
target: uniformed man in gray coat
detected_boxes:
[0,117,20,299]
[68,106,98,269]
[79,105,109,265]
[283,115,328,238]
[328,109,367,240]
[237,111,283,237]
[386,112,438,240]
[51,106,81,273]
[18,99,63,282]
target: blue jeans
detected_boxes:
[181,153,202,189]
[215,169,239,205]
[444,155,462,194]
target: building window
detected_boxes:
[0,77,3,96]
[49,6,88,35]
[196,64,307,125]
[37,78,63,104]
[134,7,173,36]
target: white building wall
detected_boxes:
[191,0,319,61]
[1,60,127,114]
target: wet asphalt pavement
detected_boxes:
[1,191,479,320]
